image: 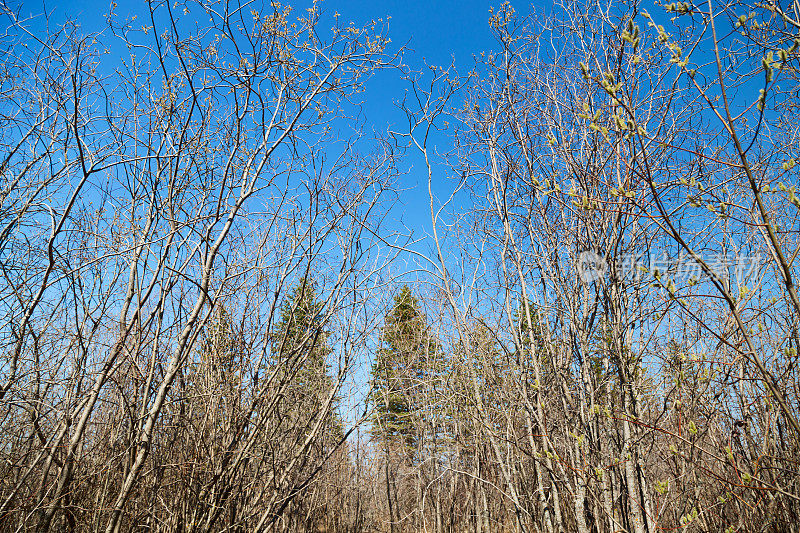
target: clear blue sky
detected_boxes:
[17,0,517,134]
[35,0,528,69]
[14,0,550,250]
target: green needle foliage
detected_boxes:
[370,286,438,452]
[273,277,341,439]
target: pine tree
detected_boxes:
[370,286,437,450]
[269,279,346,530]
[274,279,329,392]
[272,278,343,441]
[195,305,243,411]
[199,305,240,371]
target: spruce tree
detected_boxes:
[370,286,437,450]
[199,306,240,371]
[194,305,243,409]
[272,278,342,440]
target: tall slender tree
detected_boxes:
[370,286,437,449]
[272,277,339,431]
[370,286,442,532]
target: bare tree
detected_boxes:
[0,1,399,530]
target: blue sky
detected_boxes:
[16,0,507,131]
[29,0,510,66]
[9,0,784,427]
[13,0,550,254]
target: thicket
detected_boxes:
[2,0,800,531]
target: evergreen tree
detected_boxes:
[194,305,243,410]
[514,301,546,356]
[370,286,437,450]
[272,278,342,440]
[199,305,240,371]
[269,279,347,528]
